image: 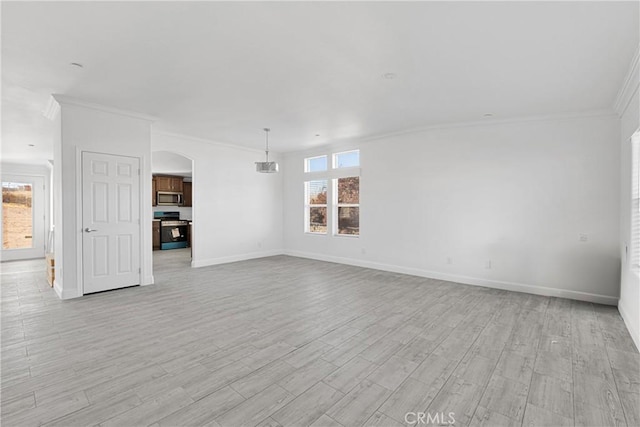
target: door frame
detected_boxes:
[77,150,144,295]
[0,174,47,261]
[151,149,195,266]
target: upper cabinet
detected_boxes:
[155,175,183,193]
[183,181,192,207]
[152,177,157,206]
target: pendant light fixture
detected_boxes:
[255,128,279,173]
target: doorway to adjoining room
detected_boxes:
[151,151,194,273]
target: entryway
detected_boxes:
[151,150,194,272]
[1,175,45,261]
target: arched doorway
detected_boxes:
[151,151,194,273]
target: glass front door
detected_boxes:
[2,181,34,249]
[1,175,45,261]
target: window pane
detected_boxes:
[305,156,327,172]
[306,180,327,204]
[338,207,359,235]
[334,150,360,168]
[337,177,359,204]
[2,182,33,249]
[309,207,327,233]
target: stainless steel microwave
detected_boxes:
[157,191,184,206]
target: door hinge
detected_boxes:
[138,169,141,176]
[138,268,141,273]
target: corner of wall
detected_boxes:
[618,298,640,351]
[53,279,80,300]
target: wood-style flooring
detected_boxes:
[1,250,639,426]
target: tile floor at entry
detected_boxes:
[1,250,639,426]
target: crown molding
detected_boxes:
[284,108,617,157]
[51,94,158,122]
[152,129,268,155]
[42,95,61,121]
[613,48,640,116]
[358,109,618,144]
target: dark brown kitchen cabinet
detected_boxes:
[155,176,171,192]
[152,177,157,206]
[183,181,192,207]
[154,175,183,192]
[171,177,183,192]
[152,221,160,250]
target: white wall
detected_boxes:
[284,114,621,305]
[151,131,283,266]
[618,53,640,350]
[53,98,153,299]
[152,151,193,176]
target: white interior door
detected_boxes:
[1,175,45,261]
[82,152,140,294]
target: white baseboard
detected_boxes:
[53,279,81,300]
[284,250,619,306]
[192,250,284,268]
[53,279,63,299]
[143,275,154,286]
[618,301,640,352]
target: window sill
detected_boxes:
[333,234,359,239]
[304,232,327,236]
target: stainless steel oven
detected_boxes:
[154,211,189,250]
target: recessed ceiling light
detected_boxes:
[315,134,320,137]
[28,144,35,147]
[382,73,397,80]
[483,113,494,118]
[70,62,84,68]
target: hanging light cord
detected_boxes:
[264,128,270,162]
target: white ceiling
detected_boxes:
[2,1,638,164]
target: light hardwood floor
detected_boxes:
[1,250,638,426]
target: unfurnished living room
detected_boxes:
[1,1,639,426]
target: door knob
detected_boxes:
[84,228,98,232]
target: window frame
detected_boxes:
[303,149,360,238]
[332,150,360,169]
[304,179,328,235]
[304,155,328,173]
[333,176,360,237]
[631,131,640,270]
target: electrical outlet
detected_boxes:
[257,241,263,248]
[579,233,588,242]
[361,248,366,255]
[485,260,492,269]
[446,257,453,265]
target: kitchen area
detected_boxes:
[151,151,193,264]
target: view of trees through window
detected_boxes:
[306,180,327,233]
[304,150,360,236]
[337,177,359,235]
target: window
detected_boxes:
[305,180,327,233]
[333,150,360,168]
[335,176,359,235]
[2,182,33,249]
[303,150,360,237]
[632,131,639,268]
[305,155,327,173]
